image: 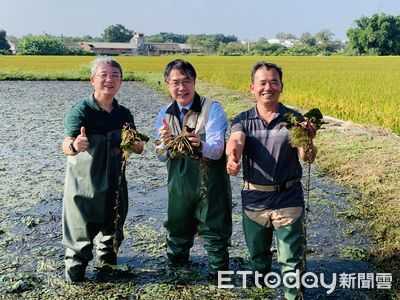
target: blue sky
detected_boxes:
[1,0,399,40]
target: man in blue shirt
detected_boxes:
[155,59,232,278]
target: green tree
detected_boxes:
[18,36,68,55]
[218,42,246,56]
[276,32,297,40]
[315,29,340,55]
[347,13,400,55]
[315,29,334,44]
[0,30,11,53]
[250,39,286,55]
[213,33,238,44]
[187,33,237,54]
[299,32,316,46]
[187,35,201,47]
[286,44,317,56]
[102,24,133,42]
[147,32,188,43]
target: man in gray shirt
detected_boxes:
[226,61,317,300]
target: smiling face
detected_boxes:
[90,63,122,101]
[250,66,283,108]
[166,69,196,106]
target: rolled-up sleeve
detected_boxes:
[230,114,245,134]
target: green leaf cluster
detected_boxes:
[18,37,68,55]
[0,29,10,52]
[347,13,400,55]
[282,108,324,148]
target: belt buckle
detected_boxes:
[277,183,286,192]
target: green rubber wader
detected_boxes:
[62,131,129,282]
[165,154,232,273]
[243,211,305,300]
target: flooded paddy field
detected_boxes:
[0,81,372,299]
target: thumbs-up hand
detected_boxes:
[159,118,171,143]
[80,126,86,137]
[74,126,89,152]
[226,148,241,176]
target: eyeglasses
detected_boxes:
[167,79,194,88]
[95,72,121,80]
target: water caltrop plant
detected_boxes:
[282,108,324,148]
[155,126,202,159]
[282,107,324,297]
[113,123,149,253]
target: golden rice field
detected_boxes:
[0,55,399,135]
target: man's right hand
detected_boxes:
[74,126,89,152]
[226,148,241,176]
[158,118,171,143]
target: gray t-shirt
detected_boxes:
[230,103,304,210]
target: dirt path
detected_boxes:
[0,81,372,299]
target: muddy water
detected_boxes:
[0,81,371,298]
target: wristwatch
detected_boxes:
[69,141,78,153]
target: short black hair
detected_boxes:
[164,59,197,82]
[251,61,283,84]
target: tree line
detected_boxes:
[1,13,400,56]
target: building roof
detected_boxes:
[82,42,134,49]
[148,42,181,51]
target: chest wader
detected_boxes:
[164,98,232,274]
[62,130,129,282]
[242,210,305,300]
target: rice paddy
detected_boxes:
[0,55,399,135]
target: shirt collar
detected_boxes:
[166,92,202,117]
[87,94,120,112]
[177,101,193,112]
[251,103,289,118]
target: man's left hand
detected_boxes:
[186,132,201,148]
[302,121,317,139]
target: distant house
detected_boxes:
[147,42,180,55]
[177,43,203,54]
[7,40,18,54]
[80,32,203,56]
[63,41,82,51]
[147,42,202,55]
[80,42,136,55]
[267,39,298,48]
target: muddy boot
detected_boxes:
[165,233,193,267]
[205,242,229,276]
[65,263,86,283]
[167,251,190,268]
[65,248,88,283]
[96,231,119,265]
